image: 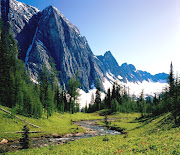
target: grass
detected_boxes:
[0,105,103,141]
[5,111,180,154]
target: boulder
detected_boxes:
[64,134,73,138]
[52,133,61,138]
[0,139,8,144]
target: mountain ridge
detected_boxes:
[1,0,168,93]
[96,51,168,84]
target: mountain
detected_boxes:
[96,51,168,84]
[1,0,168,94]
[3,0,104,92]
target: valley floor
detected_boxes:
[0,106,179,154]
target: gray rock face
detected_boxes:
[8,0,40,60]
[28,6,104,92]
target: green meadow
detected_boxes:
[0,105,103,141]
[1,106,179,155]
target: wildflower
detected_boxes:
[141,142,143,144]
[165,148,168,151]
[121,150,123,152]
[130,149,132,151]
[115,151,118,154]
[144,142,146,145]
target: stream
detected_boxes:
[4,120,121,151]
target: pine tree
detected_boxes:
[105,88,111,109]
[95,79,101,111]
[39,64,54,119]
[111,82,116,100]
[168,62,174,97]
[111,99,118,112]
[138,90,145,116]
[116,84,122,104]
[21,125,30,149]
[67,73,81,114]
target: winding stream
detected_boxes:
[5,120,121,151]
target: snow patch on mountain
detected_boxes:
[25,27,38,66]
[118,75,123,80]
[103,77,113,91]
[107,72,167,96]
[106,72,115,81]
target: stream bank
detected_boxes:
[1,119,121,152]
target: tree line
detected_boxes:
[0,19,81,119]
[85,63,180,125]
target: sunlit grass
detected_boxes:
[0,105,103,141]
[5,111,180,155]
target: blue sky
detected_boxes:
[18,0,180,75]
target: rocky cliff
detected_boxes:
[26,6,104,91]
[3,0,104,92]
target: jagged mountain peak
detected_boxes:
[10,0,39,14]
[104,50,113,57]
[97,51,119,65]
[121,63,136,71]
[42,5,80,35]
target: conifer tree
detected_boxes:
[21,125,30,149]
[39,64,54,119]
[168,62,175,96]
[67,73,81,114]
[105,88,111,109]
[95,79,101,111]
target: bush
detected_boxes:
[0,145,9,153]
[98,109,112,116]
